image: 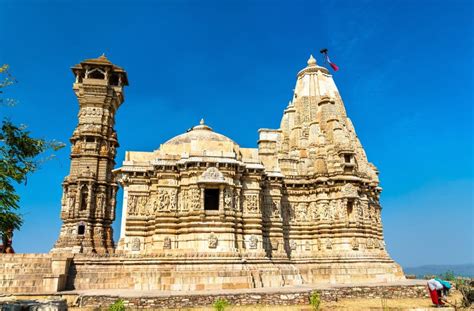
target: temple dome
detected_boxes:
[158,119,240,157]
[164,119,236,145]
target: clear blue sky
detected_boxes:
[1,0,472,268]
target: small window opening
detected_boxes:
[109,74,119,86]
[86,136,95,143]
[204,189,219,211]
[78,224,85,235]
[89,69,105,80]
[344,154,352,163]
[347,200,354,216]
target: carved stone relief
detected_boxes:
[290,240,297,251]
[190,188,201,211]
[325,238,332,250]
[163,237,171,249]
[351,237,359,250]
[158,189,170,211]
[249,235,258,249]
[96,192,106,212]
[128,195,149,216]
[131,238,141,251]
[244,194,258,213]
[296,202,307,221]
[271,200,280,217]
[233,190,241,211]
[309,201,318,221]
[271,238,279,250]
[200,167,224,182]
[342,183,358,198]
[224,188,233,210]
[208,233,218,249]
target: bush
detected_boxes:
[212,298,230,311]
[454,279,474,308]
[109,299,125,311]
[309,291,321,310]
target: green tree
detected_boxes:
[0,64,63,252]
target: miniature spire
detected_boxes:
[307,54,317,66]
[200,118,205,125]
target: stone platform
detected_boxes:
[0,253,404,294]
[3,280,429,309]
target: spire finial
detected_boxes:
[200,118,204,125]
[307,54,317,66]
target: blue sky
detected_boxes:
[0,0,472,267]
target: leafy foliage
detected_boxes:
[454,278,474,308]
[212,298,230,311]
[309,291,321,310]
[0,64,64,251]
[108,299,126,311]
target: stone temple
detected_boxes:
[0,55,404,293]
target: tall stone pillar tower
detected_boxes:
[53,55,128,254]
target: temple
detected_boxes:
[13,54,404,292]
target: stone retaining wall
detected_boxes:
[77,284,429,309]
[0,254,72,293]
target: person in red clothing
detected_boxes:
[427,279,445,306]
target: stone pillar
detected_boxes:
[120,185,128,240]
[219,185,225,217]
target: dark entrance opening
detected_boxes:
[204,189,219,211]
[347,200,354,216]
[78,224,85,235]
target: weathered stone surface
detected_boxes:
[72,283,429,309]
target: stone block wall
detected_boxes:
[77,284,429,309]
[0,254,71,294]
[66,255,295,291]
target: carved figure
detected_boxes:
[163,237,171,249]
[351,237,359,250]
[326,238,332,250]
[249,235,258,249]
[208,233,218,249]
[158,190,170,211]
[290,240,297,250]
[224,188,233,209]
[131,238,141,251]
[96,192,106,211]
[233,190,240,211]
[270,200,279,217]
[190,188,201,210]
[271,239,279,250]
[99,143,109,156]
[68,193,76,211]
